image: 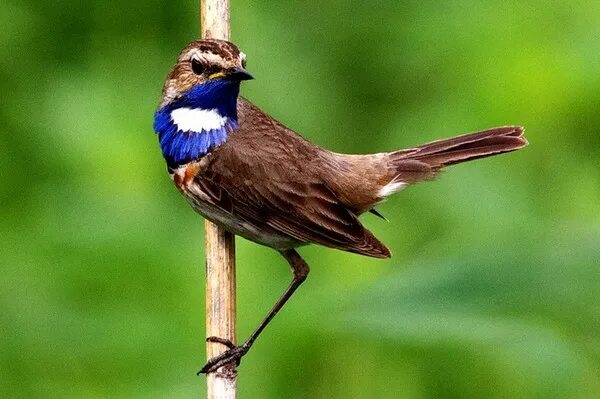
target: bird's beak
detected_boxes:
[228,67,254,81]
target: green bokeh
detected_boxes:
[1,1,599,398]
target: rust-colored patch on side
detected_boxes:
[184,163,200,186]
[173,162,200,192]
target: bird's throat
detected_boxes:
[153,80,240,168]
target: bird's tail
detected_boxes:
[387,126,528,184]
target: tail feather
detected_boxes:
[388,126,527,184]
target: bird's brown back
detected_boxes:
[194,98,392,257]
[193,99,526,258]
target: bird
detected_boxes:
[153,39,528,374]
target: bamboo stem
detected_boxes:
[200,0,237,398]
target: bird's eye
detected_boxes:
[241,58,247,69]
[191,59,205,75]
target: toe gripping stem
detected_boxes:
[198,249,310,375]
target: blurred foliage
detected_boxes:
[1,0,599,398]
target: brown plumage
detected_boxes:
[154,39,528,373]
[182,99,526,259]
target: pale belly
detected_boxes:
[172,168,302,250]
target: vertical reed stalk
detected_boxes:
[200,1,237,397]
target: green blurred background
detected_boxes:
[1,1,599,398]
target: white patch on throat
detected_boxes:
[378,181,408,198]
[170,107,227,133]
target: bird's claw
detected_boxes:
[198,344,249,375]
[206,336,236,349]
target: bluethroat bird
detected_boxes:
[153,39,528,374]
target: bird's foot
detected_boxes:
[198,337,249,375]
[206,336,236,349]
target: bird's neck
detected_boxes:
[153,80,240,168]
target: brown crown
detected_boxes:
[177,39,241,63]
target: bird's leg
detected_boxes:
[198,249,310,374]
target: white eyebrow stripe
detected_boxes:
[184,49,224,65]
[171,107,228,133]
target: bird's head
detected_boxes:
[158,39,253,109]
[154,39,253,168]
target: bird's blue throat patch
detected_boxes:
[153,79,240,168]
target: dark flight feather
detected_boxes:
[389,126,527,183]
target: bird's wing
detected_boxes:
[193,139,390,258]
